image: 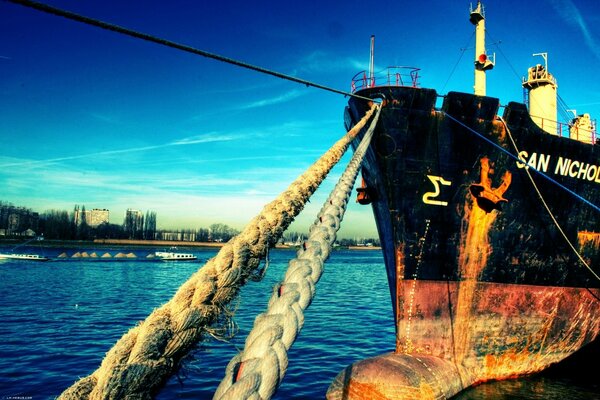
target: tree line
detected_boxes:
[0,201,380,245]
[0,201,241,242]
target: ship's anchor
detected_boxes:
[469,156,512,213]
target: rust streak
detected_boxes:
[454,157,512,364]
[395,245,406,353]
[578,230,600,249]
[340,379,437,400]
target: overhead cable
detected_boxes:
[5,0,374,102]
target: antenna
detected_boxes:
[369,35,375,87]
[532,52,548,72]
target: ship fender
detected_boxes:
[326,352,473,400]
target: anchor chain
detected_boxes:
[214,104,381,400]
[58,103,378,400]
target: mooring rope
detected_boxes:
[213,104,381,400]
[58,102,377,400]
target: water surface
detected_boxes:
[0,246,596,399]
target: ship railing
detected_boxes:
[567,122,598,145]
[529,114,598,145]
[351,66,420,93]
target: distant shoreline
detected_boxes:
[0,238,381,251]
[95,239,382,250]
[346,245,382,250]
[93,238,226,248]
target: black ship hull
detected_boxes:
[328,86,600,399]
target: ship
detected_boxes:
[0,253,49,261]
[328,1,600,399]
[154,250,198,261]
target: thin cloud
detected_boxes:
[1,151,361,233]
[187,83,291,121]
[2,163,293,225]
[88,112,121,124]
[0,145,164,168]
[237,89,306,109]
[171,132,243,145]
[0,132,242,168]
[296,51,367,73]
[2,157,299,196]
[550,0,600,61]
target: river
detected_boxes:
[0,246,597,399]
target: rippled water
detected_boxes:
[0,246,597,399]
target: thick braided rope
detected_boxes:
[214,104,381,399]
[58,103,377,400]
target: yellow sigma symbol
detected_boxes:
[422,175,452,206]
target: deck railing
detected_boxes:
[351,66,421,93]
[529,114,598,145]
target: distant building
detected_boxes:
[0,204,38,235]
[8,213,19,232]
[123,209,144,239]
[74,208,110,227]
[88,209,109,227]
[124,209,143,225]
[5,211,39,235]
[158,231,196,241]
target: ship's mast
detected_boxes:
[470,1,494,95]
[369,35,375,87]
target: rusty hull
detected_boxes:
[336,86,600,399]
[327,282,600,400]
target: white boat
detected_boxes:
[0,253,50,261]
[154,251,197,261]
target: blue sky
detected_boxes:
[1,0,600,238]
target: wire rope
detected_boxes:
[4,0,374,102]
[443,112,600,214]
[441,31,474,93]
[500,116,600,282]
